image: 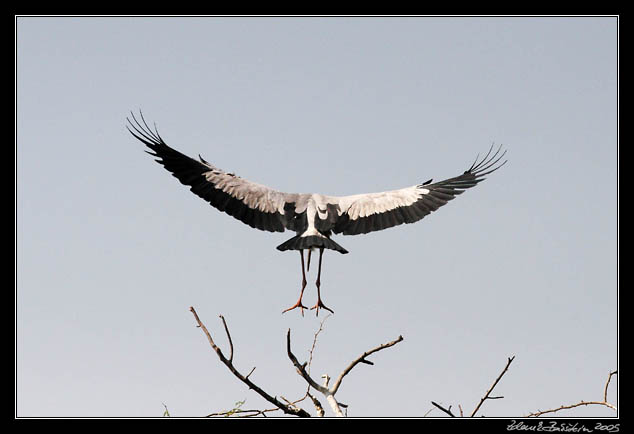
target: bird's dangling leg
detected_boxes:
[282,250,309,316]
[311,247,334,316]
[307,248,312,272]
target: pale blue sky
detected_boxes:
[16,16,618,418]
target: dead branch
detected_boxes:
[206,407,278,418]
[306,314,331,377]
[219,314,234,362]
[526,370,618,417]
[604,370,618,403]
[429,355,515,418]
[471,356,515,417]
[431,401,455,417]
[307,392,325,417]
[429,358,618,418]
[287,329,404,416]
[189,306,616,418]
[189,306,311,418]
[330,335,404,395]
[286,329,330,394]
[161,402,170,417]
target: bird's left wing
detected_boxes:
[127,112,297,233]
[325,146,507,236]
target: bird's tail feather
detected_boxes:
[276,235,348,254]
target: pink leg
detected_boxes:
[311,248,334,316]
[282,250,309,316]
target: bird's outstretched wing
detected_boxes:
[325,146,507,236]
[127,112,299,233]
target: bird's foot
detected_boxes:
[310,299,334,316]
[282,299,309,316]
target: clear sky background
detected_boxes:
[16,16,618,418]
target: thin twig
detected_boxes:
[206,407,278,418]
[277,316,334,414]
[526,370,618,417]
[190,307,311,417]
[281,395,299,410]
[189,306,222,354]
[604,370,618,403]
[219,314,234,363]
[287,329,404,417]
[286,328,342,417]
[527,400,617,417]
[431,401,455,417]
[471,356,515,417]
[307,314,331,376]
[286,329,330,394]
[330,335,404,395]
[161,402,170,417]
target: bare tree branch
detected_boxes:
[286,315,333,414]
[526,370,618,417]
[430,356,515,417]
[218,314,234,363]
[329,335,404,395]
[471,356,515,417]
[190,305,615,418]
[286,329,404,416]
[307,392,325,417]
[189,307,311,417]
[286,329,330,395]
[306,314,331,377]
[431,401,455,417]
[206,407,278,418]
[161,402,170,417]
[604,370,618,403]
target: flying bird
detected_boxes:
[127,112,507,316]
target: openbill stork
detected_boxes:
[127,112,507,315]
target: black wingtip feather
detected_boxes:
[199,154,210,165]
[468,144,507,178]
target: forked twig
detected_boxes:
[189,306,310,417]
[431,401,455,417]
[287,329,404,416]
[330,335,404,395]
[219,314,234,362]
[471,356,515,417]
[430,355,515,417]
[526,370,618,417]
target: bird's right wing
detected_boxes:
[127,112,301,233]
[326,146,507,235]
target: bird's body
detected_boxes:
[127,112,506,315]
